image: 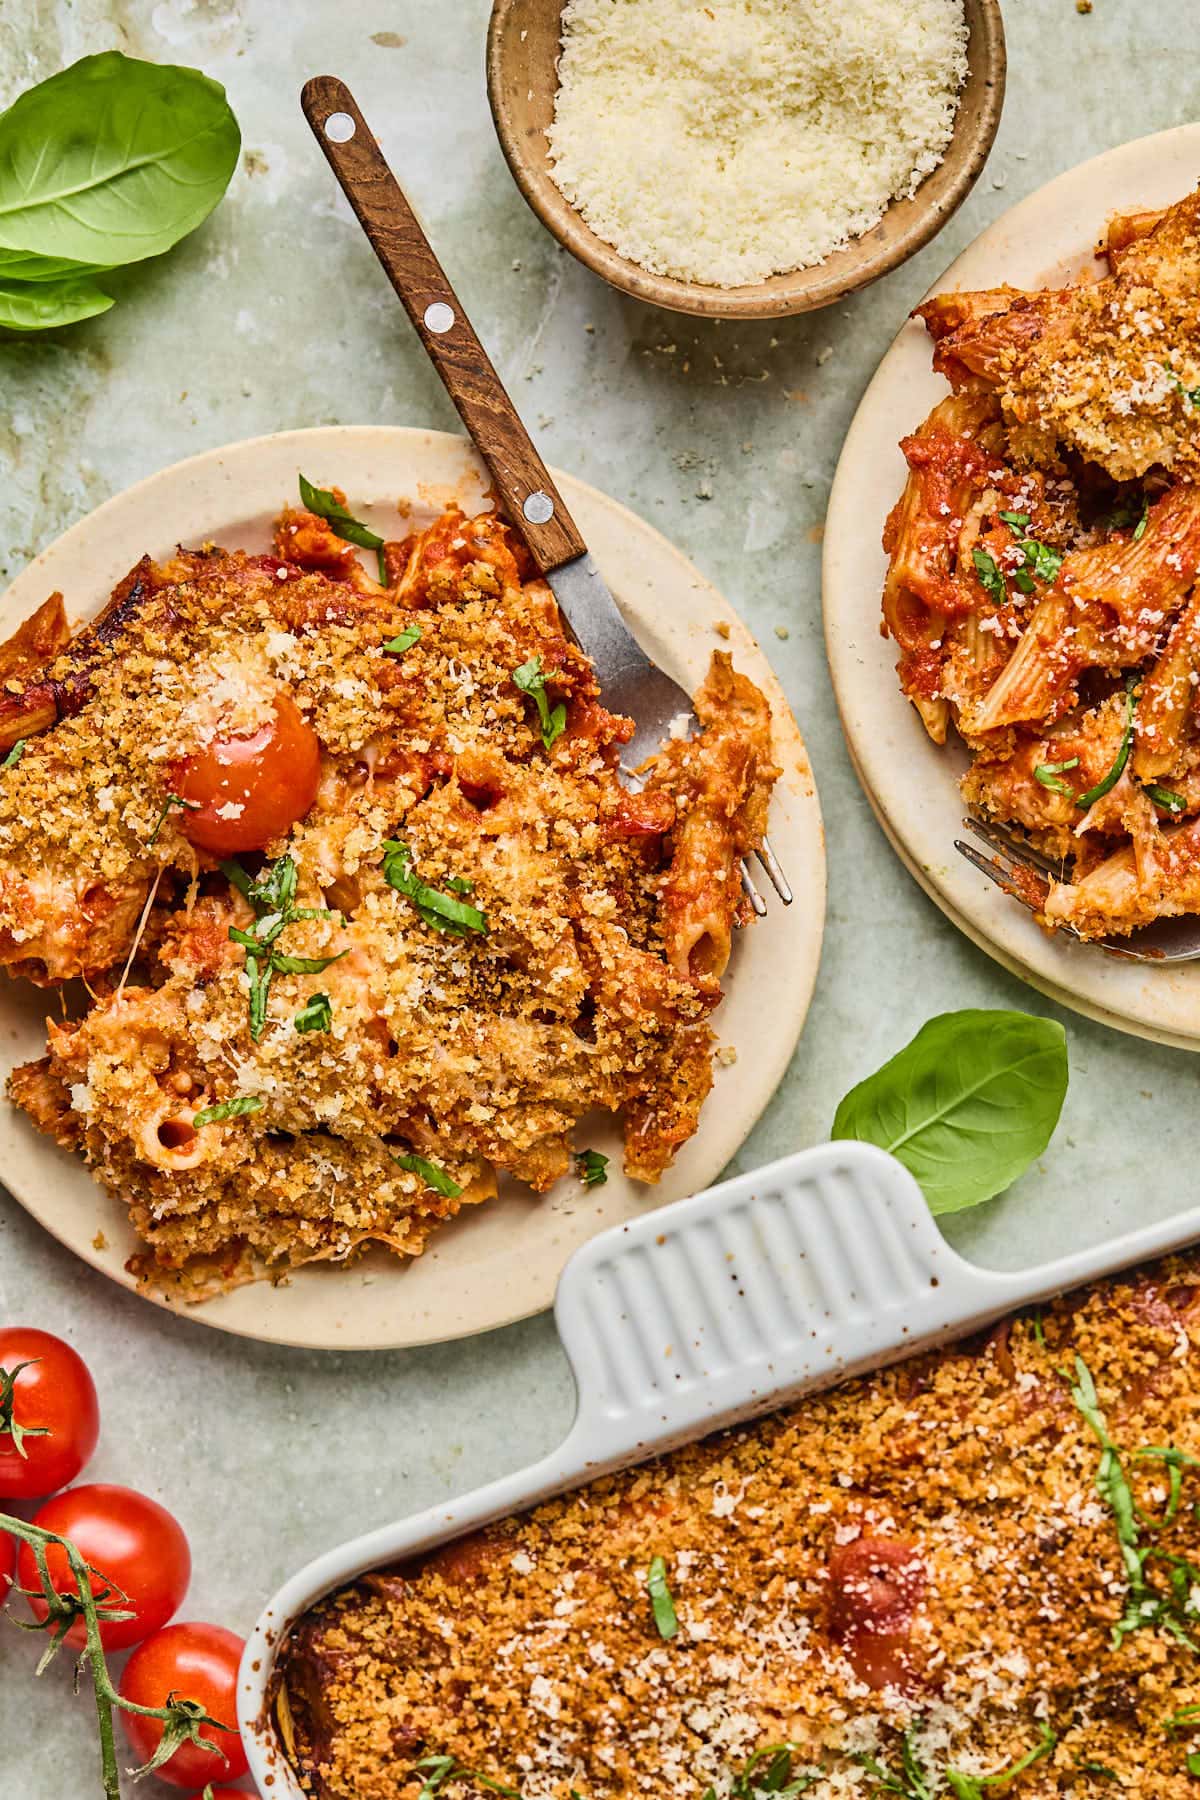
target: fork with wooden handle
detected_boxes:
[299,75,792,916]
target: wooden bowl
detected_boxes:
[487,0,1006,319]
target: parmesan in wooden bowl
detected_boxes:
[487,0,1005,319]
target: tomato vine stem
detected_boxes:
[1,1510,230,1798]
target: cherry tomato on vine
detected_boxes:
[119,1621,249,1788]
[18,1483,190,1649]
[172,692,321,855]
[0,1528,14,1598]
[0,1327,99,1499]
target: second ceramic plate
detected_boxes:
[0,427,825,1348]
[825,125,1200,1052]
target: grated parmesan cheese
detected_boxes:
[546,0,968,288]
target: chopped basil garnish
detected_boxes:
[1067,1353,1200,1650]
[148,790,201,847]
[412,1755,520,1798]
[1076,679,1137,809]
[646,1554,679,1641]
[708,1743,822,1799]
[999,511,1064,585]
[971,547,1007,609]
[2,740,26,770]
[1033,756,1080,798]
[383,622,421,655]
[299,473,388,584]
[1146,785,1186,814]
[223,853,343,1040]
[382,839,487,937]
[576,1148,609,1187]
[392,1152,463,1199]
[193,1094,264,1129]
[945,1723,1057,1797]
[512,654,567,750]
[294,992,332,1033]
[858,1723,1056,1800]
[1168,367,1200,409]
[1106,495,1151,540]
[855,1729,934,1799]
[270,951,346,975]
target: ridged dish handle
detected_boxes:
[552,1140,1200,1473]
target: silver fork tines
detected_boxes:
[953,815,1200,963]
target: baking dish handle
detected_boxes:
[553,1137,1200,1472]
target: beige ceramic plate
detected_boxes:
[0,427,825,1348]
[825,125,1200,1052]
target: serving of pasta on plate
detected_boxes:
[882,184,1200,942]
[0,488,778,1302]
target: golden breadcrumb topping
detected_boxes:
[278,1258,1200,1800]
[4,499,777,1299]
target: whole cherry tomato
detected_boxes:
[119,1621,249,1789]
[18,1484,190,1650]
[172,692,321,855]
[0,1527,14,1599]
[0,1328,99,1499]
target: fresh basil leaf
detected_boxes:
[298,474,385,551]
[0,275,113,332]
[193,1093,263,1129]
[391,1152,463,1198]
[383,623,421,655]
[294,992,332,1033]
[0,53,240,268]
[0,247,113,282]
[831,1009,1068,1215]
[646,1554,679,1640]
[1146,784,1186,814]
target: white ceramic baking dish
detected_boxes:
[239,1139,1200,1795]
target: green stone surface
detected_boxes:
[0,2,1196,1791]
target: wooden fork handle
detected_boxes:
[300,75,587,576]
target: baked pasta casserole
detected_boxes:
[1,490,778,1299]
[276,1256,1200,1799]
[882,185,1200,939]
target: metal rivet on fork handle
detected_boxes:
[523,490,555,525]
